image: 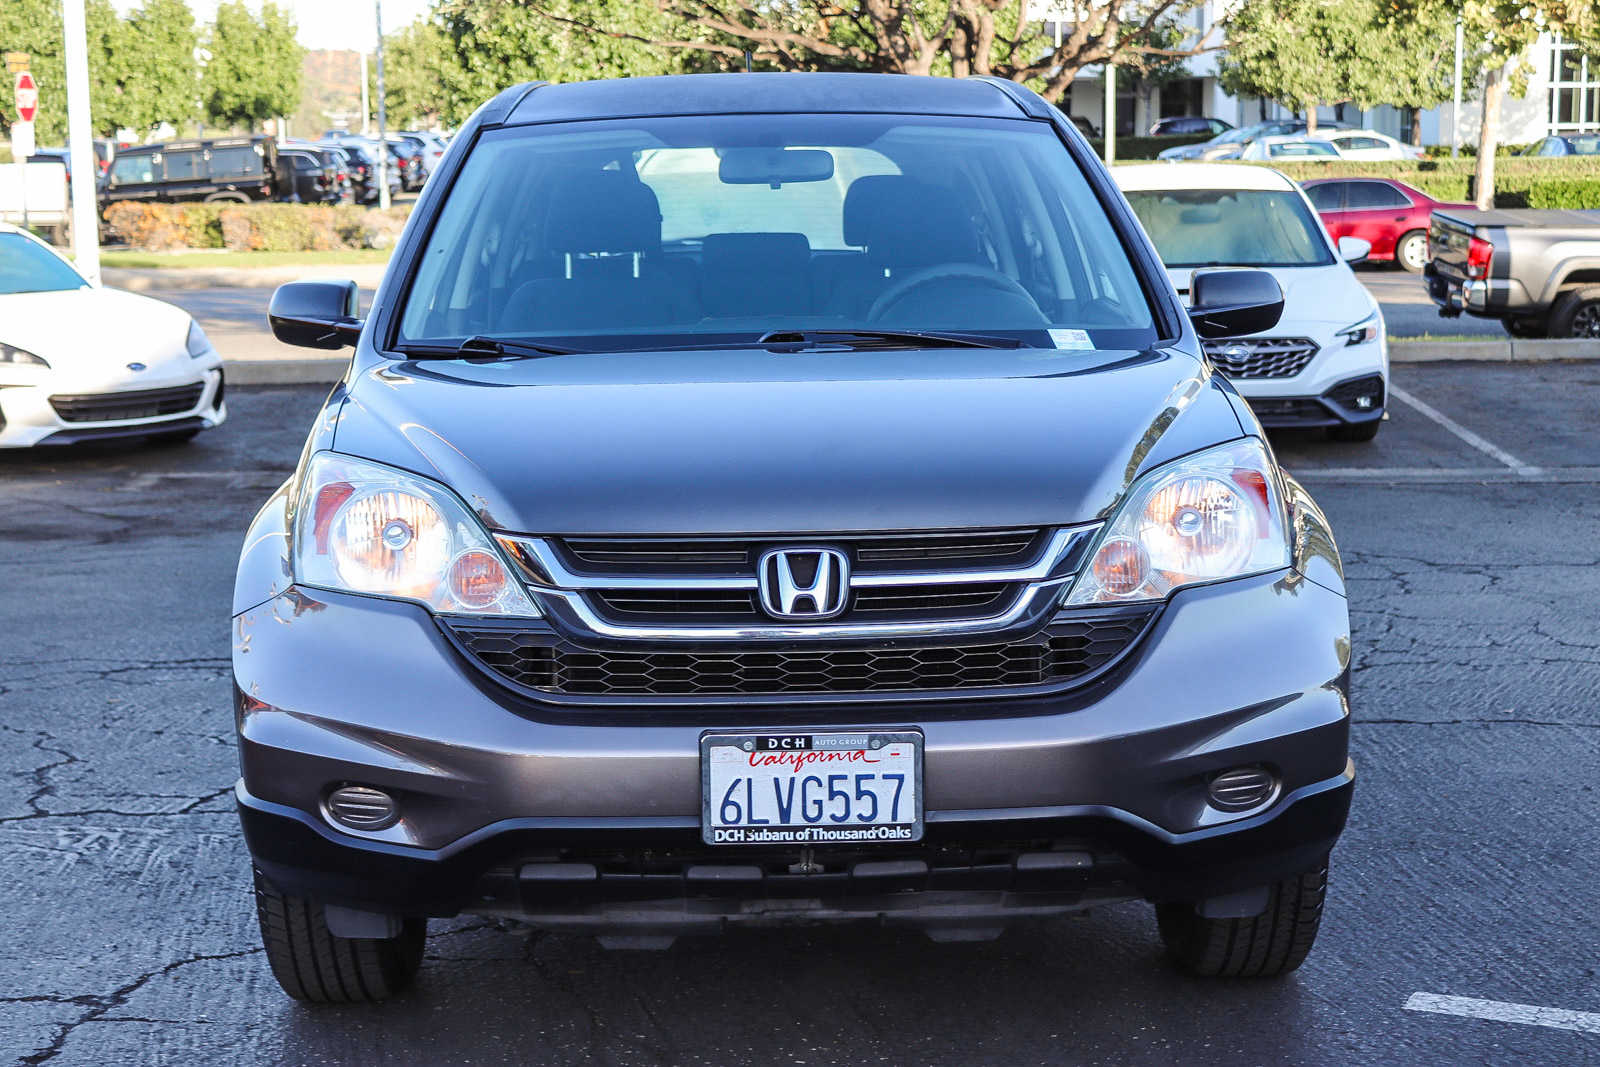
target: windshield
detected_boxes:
[1212,124,1263,145]
[398,114,1156,351]
[1267,141,1337,158]
[0,233,88,295]
[1122,189,1335,269]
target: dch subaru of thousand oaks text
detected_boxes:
[234,73,1354,1002]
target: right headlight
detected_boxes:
[1063,438,1290,606]
[292,451,539,617]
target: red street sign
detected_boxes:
[15,71,38,123]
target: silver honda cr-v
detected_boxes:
[237,73,1353,1002]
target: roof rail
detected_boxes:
[479,81,549,127]
[971,76,1052,119]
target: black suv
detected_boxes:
[242,74,1353,1002]
[102,136,280,205]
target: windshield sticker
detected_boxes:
[1048,329,1094,350]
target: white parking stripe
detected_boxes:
[1405,993,1600,1035]
[1388,385,1542,475]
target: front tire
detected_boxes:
[1395,230,1428,273]
[254,869,426,1003]
[1156,863,1328,978]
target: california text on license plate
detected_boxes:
[700,731,924,845]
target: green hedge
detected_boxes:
[103,200,412,252]
[1089,132,1215,160]
[1261,156,1600,208]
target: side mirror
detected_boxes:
[1187,269,1284,339]
[1337,235,1371,264]
[268,280,363,349]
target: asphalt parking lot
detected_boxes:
[3,362,1599,1065]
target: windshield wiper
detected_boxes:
[396,335,584,360]
[755,328,1023,350]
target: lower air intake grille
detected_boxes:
[446,610,1156,699]
[49,383,205,422]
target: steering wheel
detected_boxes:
[867,264,1045,323]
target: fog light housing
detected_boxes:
[325,784,400,830]
[1207,767,1277,812]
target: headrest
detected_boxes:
[544,170,663,254]
[701,232,812,272]
[842,175,982,268]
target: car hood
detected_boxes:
[1164,263,1375,330]
[330,346,1245,535]
[0,286,194,381]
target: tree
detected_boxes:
[1389,0,1597,207]
[528,0,1220,101]
[122,0,201,132]
[201,0,304,131]
[0,0,125,142]
[1220,0,1456,134]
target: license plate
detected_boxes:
[700,731,923,846]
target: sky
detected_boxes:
[112,0,433,52]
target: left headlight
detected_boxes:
[1063,438,1290,606]
[1336,312,1381,347]
[293,452,539,617]
[186,320,212,358]
[0,342,49,368]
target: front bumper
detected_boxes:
[234,568,1353,923]
[1244,373,1387,430]
[0,365,225,448]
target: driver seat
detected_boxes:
[823,176,987,319]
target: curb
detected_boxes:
[228,358,349,385]
[104,263,388,292]
[1391,338,1600,362]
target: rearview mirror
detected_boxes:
[1187,269,1284,339]
[268,280,363,349]
[1337,235,1371,264]
[719,148,834,187]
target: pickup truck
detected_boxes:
[1425,208,1600,338]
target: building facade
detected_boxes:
[1028,1,1599,146]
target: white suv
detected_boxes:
[1114,163,1387,442]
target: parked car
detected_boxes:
[1302,177,1471,272]
[276,145,351,204]
[1426,207,1600,337]
[1149,116,1233,137]
[1234,137,1342,162]
[1521,134,1600,157]
[1307,129,1423,161]
[385,133,436,188]
[1117,162,1387,441]
[318,136,403,203]
[400,130,448,179]
[102,136,280,205]
[239,73,1354,1003]
[1159,119,1353,161]
[0,223,225,447]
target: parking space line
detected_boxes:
[1388,385,1542,475]
[1405,992,1600,1035]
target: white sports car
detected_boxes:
[0,223,225,448]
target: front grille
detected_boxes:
[558,528,1046,576]
[590,582,1016,625]
[1202,337,1319,379]
[447,610,1155,699]
[49,383,205,423]
[1247,397,1327,423]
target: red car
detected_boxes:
[1301,177,1472,273]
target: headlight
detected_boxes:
[186,320,212,358]
[1336,313,1380,346]
[293,452,539,616]
[0,342,49,367]
[1063,438,1289,606]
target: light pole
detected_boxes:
[62,0,99,285]
[374,0,390,209]
[1451,16,1464,158]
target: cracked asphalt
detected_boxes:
[3,364,1599,1065]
